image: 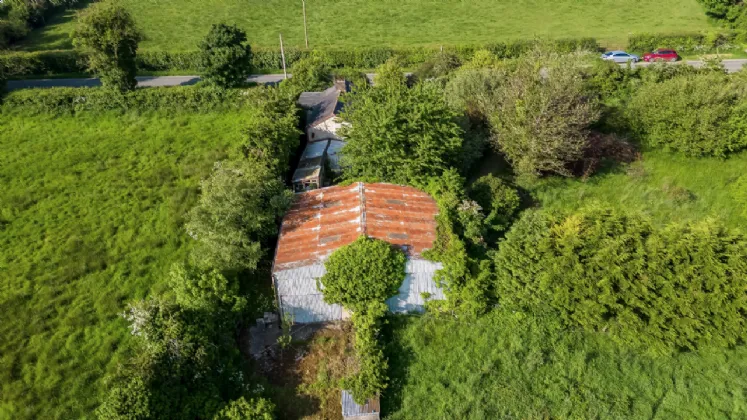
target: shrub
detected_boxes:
[213,397,275,420]
[468,174,520,237]
[489,50,601,176]
[169,264,246,313]
[626,72,747,156]
[278,55,332,96]
[412,51,461,81]
[493,205,747,353]
[236,96,301,175]
[72,1,142,92]
[185,158,292,273]
[340,63,464,185]
[320,236,406,312]
[199,23,252,88]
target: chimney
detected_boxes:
[334,77,348,92]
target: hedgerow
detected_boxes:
[0,38,598,77]
[493,205,747,354]
[626,72,747,157]
[627,31,738,54]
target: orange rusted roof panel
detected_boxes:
[273,183,439,271]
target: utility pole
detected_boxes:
[302,0,309,49]
[280,33,288,79]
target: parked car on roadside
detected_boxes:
[642,49,679,62]
[600,51,640,63]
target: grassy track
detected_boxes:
[525,149,747,229]
[384,313,747,418]
[0,110,251,419]
[19,0,712,51]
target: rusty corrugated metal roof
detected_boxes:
[273,183,439,272]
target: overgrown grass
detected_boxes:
[384,312,747,419]
[525,149,747,229]
[17,0,713,52]
[0,110,253,419]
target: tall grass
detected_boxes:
[526,149,747,229]
[384,312,747,419]
[0,110,253,418]
[17,0,712,52]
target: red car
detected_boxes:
[642,49,679,62]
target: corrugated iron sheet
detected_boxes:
[341,390,380,417]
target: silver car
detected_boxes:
[600,50,639,63]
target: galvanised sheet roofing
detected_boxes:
[273,183,439,271]
[341,390,380,417]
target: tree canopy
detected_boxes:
[199,23,253,88]
[339,63,464,185]
[489,51,600,176]
[186,158,292,272]
[72,1,142,92]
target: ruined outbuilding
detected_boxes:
[271,183,445,323]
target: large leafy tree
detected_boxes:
[339,63,464,185]
[72,1,142,92]
[489,51,600,176]
[200,23,253,88]
[493,205,747,353]
[186,159,292,272]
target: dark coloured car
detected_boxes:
[643,49,679,62]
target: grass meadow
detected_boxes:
[384,312,747,419]
[526,149,747,230]
[0,109,252,418]
[19,0,713,52]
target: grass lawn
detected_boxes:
[524,149,747,229]
[18,0,713,52]
[0,109,253,419]
[384,312,747,419]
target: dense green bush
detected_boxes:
[0,50,86,76]
[412,51,461,81]
[199,23,252,88]
[213,397,275,420]
[490,50,601,176]
[468,175,520,237]
[732,175,747,218]
[72,1,142,92]
[493,205,747,353]
[626,72,747,156]
[185,158,292,273]
[627,32,738,54]
[339,62,464,185]
[278,55,332,97]
[0,0,78,48]
[320,236,406,312]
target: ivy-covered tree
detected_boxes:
[493,205,747,353]
[340,63,464,185]
[489,51,600,176]
[320,236,406,312]
[200,23,253,88]
[319,236,406,403]
[72,1,142,92]
[186,159,292,272]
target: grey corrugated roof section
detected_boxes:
[341,390,380,418]
[274,259,443,323]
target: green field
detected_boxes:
[525,149,747,229]
[19,0,713,52]
[384,312,747,418]
[0,109,251,418]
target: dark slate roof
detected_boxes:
[297,83,349,127]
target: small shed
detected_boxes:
[341,390,380,420]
